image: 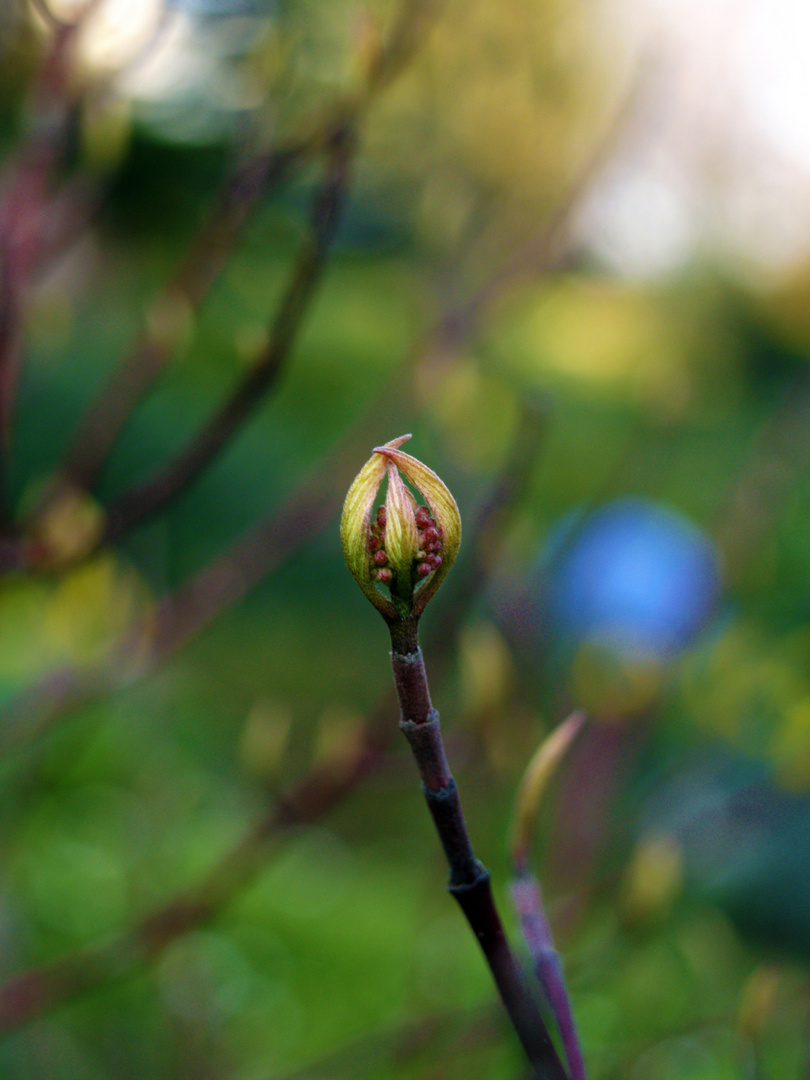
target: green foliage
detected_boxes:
[2,0,810,1077]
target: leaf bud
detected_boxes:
[340,434,461,620]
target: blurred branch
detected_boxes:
[45,0,444,503]
[0,52,633,741]
[28,0,71,28]
[0,15,83,514]
[48,148,297,501]
[0,727,385,1036]
[0,427,351,751]
[0,392,547,1035]
[419,52,650,352]
[510,715,587,1080]
[100,131,354,546]
[20,11,175,288]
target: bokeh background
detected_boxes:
[1,0,810,1077]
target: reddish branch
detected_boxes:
[54,145,299,497]
[100,132,354,546]
[49,0,444,501]
[0,17,82,504]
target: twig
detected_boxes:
[100,132,354,546]
[338,436,568,1078]
[52,146,298,498]
[0,15,81,510]
[390,627,568,1080]
[511,870,587,1080]
[49,0,444,500]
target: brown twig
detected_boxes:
[0,16,82,511]
[391,631,568,1080]
[51,146,298,498]
[47,0,443,502]
[99,132,354,546]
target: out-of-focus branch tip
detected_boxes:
[512,710,586,868]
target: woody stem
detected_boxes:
[388,623,569,1080]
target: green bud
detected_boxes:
[340,434,461,620]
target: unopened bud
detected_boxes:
[340,435,461,620]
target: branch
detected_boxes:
[0,16,82,510]
[392,638,568,1080]
[49,0,445,499]
[52,147,298,497]
[100,132,354,546]
[511,871,587,1080]
[509,713,588,1080]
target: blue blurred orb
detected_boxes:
[544,498,720,660]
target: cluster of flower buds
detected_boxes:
[367,501,443,584]
[341,435,461,620]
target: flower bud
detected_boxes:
[340,434,461,619]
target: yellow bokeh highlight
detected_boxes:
[458,620,516,718]
[32,485,105,568]
[772,696,810,790]
[570,639,663,719]
[42,554,148,665]
[239,700,293,781]
[738,965,782,1038]
[416,353,518,472]
[501,277,688,401]
[621,834,683,926]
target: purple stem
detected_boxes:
[390,637,569,1080]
